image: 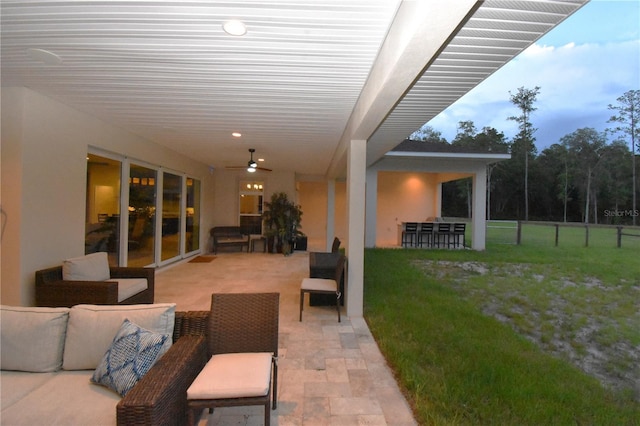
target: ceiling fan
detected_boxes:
[225,148,272,173]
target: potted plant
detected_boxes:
[262,192,303,255]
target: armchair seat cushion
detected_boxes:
[301,278,337,293]
[187,352,272,399]
[113,278,148,302]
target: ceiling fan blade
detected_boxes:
[224,165,272,172]
[223,148,271,172]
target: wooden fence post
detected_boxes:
[585,224,589,247]
[617,226,622,248]
[516,221,522,245]
[554,224,559,247]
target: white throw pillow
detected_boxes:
[62,252,110,281]
[62,303,175,370]
[0,305,70,372]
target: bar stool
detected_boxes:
[418,222,434,248]
[401,222,418,248]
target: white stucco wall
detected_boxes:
[1,87,215,305]
[375,171,438,247]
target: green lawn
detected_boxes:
[363,242,639,425]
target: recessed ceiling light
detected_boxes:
[258,158,265,162]
[232,132,242,138]
[27,48,62,65]
[223,20,247,36]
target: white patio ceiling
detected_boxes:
[1,0,588,177]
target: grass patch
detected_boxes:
[364,246,640,425]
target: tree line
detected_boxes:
[411,89,640,226]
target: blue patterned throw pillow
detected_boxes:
[91,319,171,396]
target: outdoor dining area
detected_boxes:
[399,221,467,249]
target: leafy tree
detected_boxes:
[598,141,633,224]
[453,120,477,142]
[409,124,449,144]
[448,123,509,219]
[537,143,572,221]
[508,86,540,221]
[561,128,607,223]
[450,122,476,217]
[475,127,509,220]
[608,89,640,225]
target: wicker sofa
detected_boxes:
[35,252,154,307]
[1,304,209,426]
[210,226,250,254]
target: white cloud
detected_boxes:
[426,39,639,148]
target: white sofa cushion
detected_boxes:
[0,306,70,372]
[62,251,110,281]
[112,278,148,302]
[92,319,171,396]
[187,352,273,399]
[63,303,175,370]
[0,371,56,411]
[0,370,120,426]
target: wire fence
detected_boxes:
[513,221,640,249]
[486,220,519,245]
[444,219,639,249]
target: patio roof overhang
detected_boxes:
[373,147,510,175]
[1,0,588,177]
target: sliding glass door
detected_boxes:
[161,172,182,262]
[85,154,121,266]
[127,164,157,267]
[86,150,202,266]
[185,178,201,254]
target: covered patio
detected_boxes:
[155,251,417,425]
[365,140,511,250]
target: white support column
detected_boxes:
[471,167,487,250]
[435,182,443,218]
[364,168,378,248]
[326,180,336,252]
[346,139,366,318]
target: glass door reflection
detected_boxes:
[128,164,156,267]
[185,178,201,253]
[85,154,121,266]
[161,172,182,262]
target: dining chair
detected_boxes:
[187,292,280,426]
[300,254,346,322]
[331,236,341,252]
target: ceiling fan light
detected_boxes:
[247,166,256,173]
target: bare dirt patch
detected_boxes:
[413,260,640,400]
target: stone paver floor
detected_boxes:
[155,251,417,425]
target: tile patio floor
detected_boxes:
[155,250,417,426]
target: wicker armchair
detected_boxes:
[117,310,209,426]
[187,293,280,426]
[35,265,154,307]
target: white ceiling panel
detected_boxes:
[1,0,588,176]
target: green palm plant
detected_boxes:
[262,192,303,255]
